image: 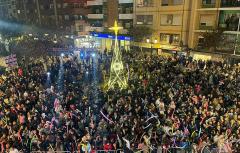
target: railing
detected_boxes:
[31,151,123,153]
[29,145,240,153]
[29,139,240,153]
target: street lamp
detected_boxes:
[146,38,150,43]
[146,38,158,56]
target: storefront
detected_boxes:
[74,35,101,50]
[89,32,131,52]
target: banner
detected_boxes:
[5,54,17,67]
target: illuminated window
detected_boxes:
[160,14,182,26]
[78,25,84,32]
[136,15,153,25]
[137,0,153,7]
[64,15,69,20]
[74,15,78,20]
[162,0,183,6]
[160,33,180,44]
[63,3,68,8]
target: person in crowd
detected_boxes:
[0,50,239,153]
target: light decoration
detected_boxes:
[107,21,128,90]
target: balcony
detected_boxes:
[119,14,133,20]
[119,0,133,4]
[87,0,103,6]
[87,14,104,19]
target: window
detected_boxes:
[202,0,216,4]
[63,3,68,8]
[219,10,240,31]
[126,7,133,13]
[58,15,62,21]
[78,25,84,32]
[125,22,131,28]
[137,0,153,7]
[50,4,54,9]
[162,0,183,6]
[173,0,183,5]
[43,4,50,10]
[95,9,101,14]
[221,0,240,7]
[64,15,69,20]
[74,3,80,8]
[74,15,78,20]
[68,3,74,8]
[136,15,153,25]
[160,14,182,26]
[198,36,204,47]
[160,33,169,42]
[118,7,123,14]
[57,4,61,8]
[202,0,216,7]
[160,33,180,44]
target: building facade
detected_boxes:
[1,0,239,54]
[86,0,133,32]
[134,0,240,54]
[134,0,192,51]
[189,0,240,54]
[0,0,20,22]
[1,0,91,35]
[85,0,133,51]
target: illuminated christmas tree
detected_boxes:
[107,21,128,90]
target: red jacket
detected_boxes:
[18,68,23,76]
[104,143,112,151]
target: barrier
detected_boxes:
[28,139,240,153]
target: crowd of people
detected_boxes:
[0,50,239,153]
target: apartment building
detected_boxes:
[86,0,133,32]
[86,0,133,51]
[189,0,240,54]
[0,0,21,21]
[0,0,91,35]
[134,0,240,54]
[134,0,192,51]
